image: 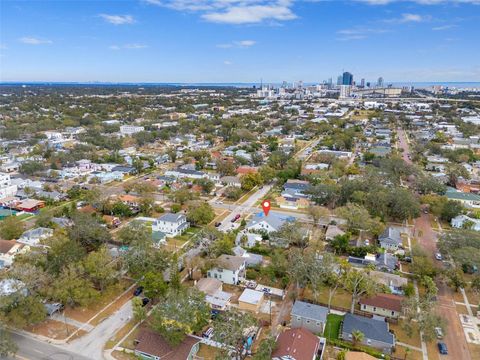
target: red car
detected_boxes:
[231,214,241,222]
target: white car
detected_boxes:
[435,253,443,261]
[435,327,444,339]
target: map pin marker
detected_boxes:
[262,200,271,217]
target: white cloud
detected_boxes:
[146,1,297,25]
[217,40,256,48]
[432,24,456,30]
[224,60,233,65]
[385,13,430,23]
[99,14,135,25]
[109,43,148,50]
[19,37,53,45]
[336,27,388,40]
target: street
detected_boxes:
[400,127,472,360]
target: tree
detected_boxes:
[305,184,340,208]
[132,296,147,322]
[351,330,365,346]
[83,246,117,291]
[68,212,112,251]
[139,271,168,300]
[240,173,263,191]
[471,275,480,294]
[446,269,466,292]
[118,221,150,245]
[1,295,46,328]
[43,234,86,275]
[0,324,17,357]
[193,178,215,194]
[252,335,277,360]
[150,288,210,346]
[271,221,307,249]
[186,201,215,226]
[123,234,170,278]
[440,200,464,222]
[139,197,154,216]
[259,165,276,183]
[212,309,257,360]
[0,216,24,240]
[344,268,377,313]
[330,234,350,254]
[336,203,384,236]
[307,205,329,227]
[288,249,310,291]
[224,186,243,200]
[169,187,197,205]
[48,264,98,307]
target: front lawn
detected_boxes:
[324,313,343,340]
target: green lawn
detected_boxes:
[324,314,343,340]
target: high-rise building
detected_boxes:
[377,77,384,88]
[342,72,353,86]
[337,75,342,85]
[360,78,365,88]
[339,85,351,99]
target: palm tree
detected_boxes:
[351,330,365,347]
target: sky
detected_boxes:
[1,0,479,83]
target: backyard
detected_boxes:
[324,313,343,340]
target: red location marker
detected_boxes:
[262,200,271,217]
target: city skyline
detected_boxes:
[1,0,480,83]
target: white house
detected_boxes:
[207,254,246,285]
[451,214,480,231]
[245,212,295,233]
[120,125,145,136]
[151,213,189,238]
[0,173,18,199]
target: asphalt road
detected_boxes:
[2,332,90,360]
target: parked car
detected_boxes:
[231,214,241,222]
[403,256,412,263]
[364,240,370,246]
[214,222,222,227]
[133,286,144,296]
[435,253,443,261]
[141,297,150,307]
[437,342,448,355]
[202,327,214,338]
[435,327,444,339]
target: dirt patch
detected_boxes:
[456,303,470,315]
[393,345,423,360]
[92,288,134,326]
[468,343,480,359]
[197,344,221,360]
[26,319,86,340]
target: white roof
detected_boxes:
[238,288,264,305]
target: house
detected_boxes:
[276,194,310,210]
[0,173,18,199]
[151,213,189,238]
[245,211,295,233]
[118,194,141,209]
[16,199,45,212]
[238,288,264,312]
[359,294,403,319]
[446,187,480,208]
[378,227,402,251]
[235,231,262,248]
[120,125,145,135]
[195,278,231,311]
[283,179,311,198]
[341,313,395,354]
[272,328,321,360]
[102,215,121,228]
[220,176,241,187]
[232,246,263,267]
[369,271,408,296]
[134,327,200,360]
[17,227,53,246]
[0,240,25,268]
[451,214,480,231]
[291,300,328,334]
[376,253,399,272]
[207,254,246,285]
[345,352,378,360]
[325,225,345,241]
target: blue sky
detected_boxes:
[1,0,479,83]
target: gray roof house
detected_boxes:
[341,313,395,354]
[17,227,53,246]
[378,227,402,250]
[246,211,295,234]
[151,213,189,238]
[291,300,328,334]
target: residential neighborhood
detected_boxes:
[0,81,480,360]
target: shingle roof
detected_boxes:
[216,254,245,271]
[135,327,199,360]
[342,313,394,345]
[291,300,328,323]
[246,211,294,231]
[359,293,403,312]
[379,227,401,245]
[158,213,186,223]
[272,328,320,360]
